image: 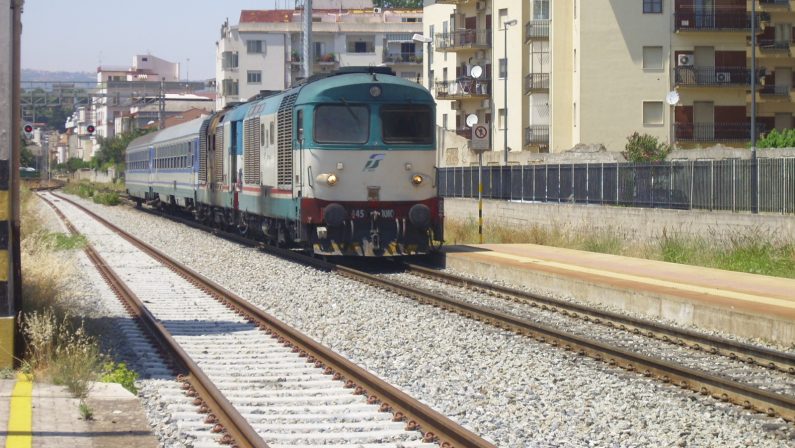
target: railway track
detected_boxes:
[118,198,795,425]
[42,192,496,448]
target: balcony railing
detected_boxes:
[434,0,466,4]
[524,125,550,146]
[455,128,472,139]
[524,73,550,93]
[760,0,790,8]
[674,12,763,31]
[675,122,764,142]
[435,29,491,51]
[383,52,422,64]
[525,20,550,41]
[673,66,753,86]
[758,39,791,52]
[435,78,491,99]
[760,85,791,96]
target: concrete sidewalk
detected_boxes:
[0,376,157,448]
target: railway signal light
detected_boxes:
[23,123,33,138]
[86,125,96,134]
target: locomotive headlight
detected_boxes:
[411,174,424,186]
[369,85,382,97]
[326,174,339,186]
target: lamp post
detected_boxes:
[750,1,758,214]
[502,19,517,166]
[412,33,434,92]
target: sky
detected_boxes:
[21,0,299,80]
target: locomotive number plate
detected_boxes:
[350,209,396,219]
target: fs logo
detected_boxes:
[363,154,385,172]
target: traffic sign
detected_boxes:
[471,124,490,153]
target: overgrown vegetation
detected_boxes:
[757,128,795,148]
[445,219,795,279]
[623,132,671,162]
[18,188,139,403]
[100,362,138,394]
[62,181,122,206]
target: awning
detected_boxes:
[386,33,414,43]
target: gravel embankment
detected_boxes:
[48,195,795,447]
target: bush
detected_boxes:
[100,362,138,394]
[92,191,120,206]
[757,128,795,148]
[623,132,671,162]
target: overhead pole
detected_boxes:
[750,0,758,214]
[302,0,313,79]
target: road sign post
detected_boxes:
[471,124,490,244]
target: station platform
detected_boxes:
[444,244,795,346]
[0,374,157,448]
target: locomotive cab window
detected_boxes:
[314,104,369,144]
[381,105,433,144]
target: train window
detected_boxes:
[314,104,369,144]
[381,105,433,144]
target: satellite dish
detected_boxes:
[465,114,479,128]
[666,91,680,106]
[471,65,483,79]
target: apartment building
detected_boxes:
[423,0,795,163]
[216,5,424,109]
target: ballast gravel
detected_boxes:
[50,195,795,447]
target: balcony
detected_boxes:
[383,52,422,65]
[525,20,550,42]
[455,128,472,140]
[674,122,763,142]
[434,0,467,4]
[525,125,550,146]
[435,77,491,100]
[758,39,791,54]
[674,12,763,32]
[673,66,753,87]
[759,85,791,97]
[435,29,491,52]
[524,73,550,94]
[759,0,790,8]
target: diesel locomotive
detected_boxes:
[125,67,443,256]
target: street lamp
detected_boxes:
[502,19,517,166]
[750,1,758,214]
[412,33,433,92]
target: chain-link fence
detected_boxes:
[437,158,795,214]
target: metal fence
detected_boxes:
[437,159,795,214]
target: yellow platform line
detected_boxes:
[5,373,32,448]
[478,251,795,310]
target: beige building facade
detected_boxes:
[423,0,795,165]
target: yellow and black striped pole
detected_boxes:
[0,0,24,369]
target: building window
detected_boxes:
[643,101,664,125]
[642,46,663,69]
[498,9,508,28]
[247,40,263,54]
[533,0,550,20]
[222,51,239,69]
[247,71,262,84]
[498,108,506,130]
[643,0,662,13]
[499,58,507,78]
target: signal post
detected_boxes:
[0,0,24,368]
[470,123,490,244]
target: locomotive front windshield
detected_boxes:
[314,104,370,143]
[381,105,433,145]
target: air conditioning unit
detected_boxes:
[716,72,731,83]
[677,54,694,66]
[451,101,461,110]
[476,1,487,11]
[373,7,382,14]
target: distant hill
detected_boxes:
[22,69,95,89]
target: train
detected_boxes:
[125,66,443,257]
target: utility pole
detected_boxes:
[158,77,165,130]
[750,1,758,214]
[0,0,24,368]
[302,0,313,79]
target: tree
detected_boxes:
[372,0,423,8]
[93,129,151,170]
[622,132,671,163]
[757,128,795,148]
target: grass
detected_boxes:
[62,181,122,206]
[18,188,140,402]
[445,218,795,279]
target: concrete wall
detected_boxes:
[70,168,116,184]
[444,198,795,244]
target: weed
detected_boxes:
[0,368,14,379]
[92,191,120,206]
[43,233,87,251]
[79,401,94,420]
[100,362,138,394]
